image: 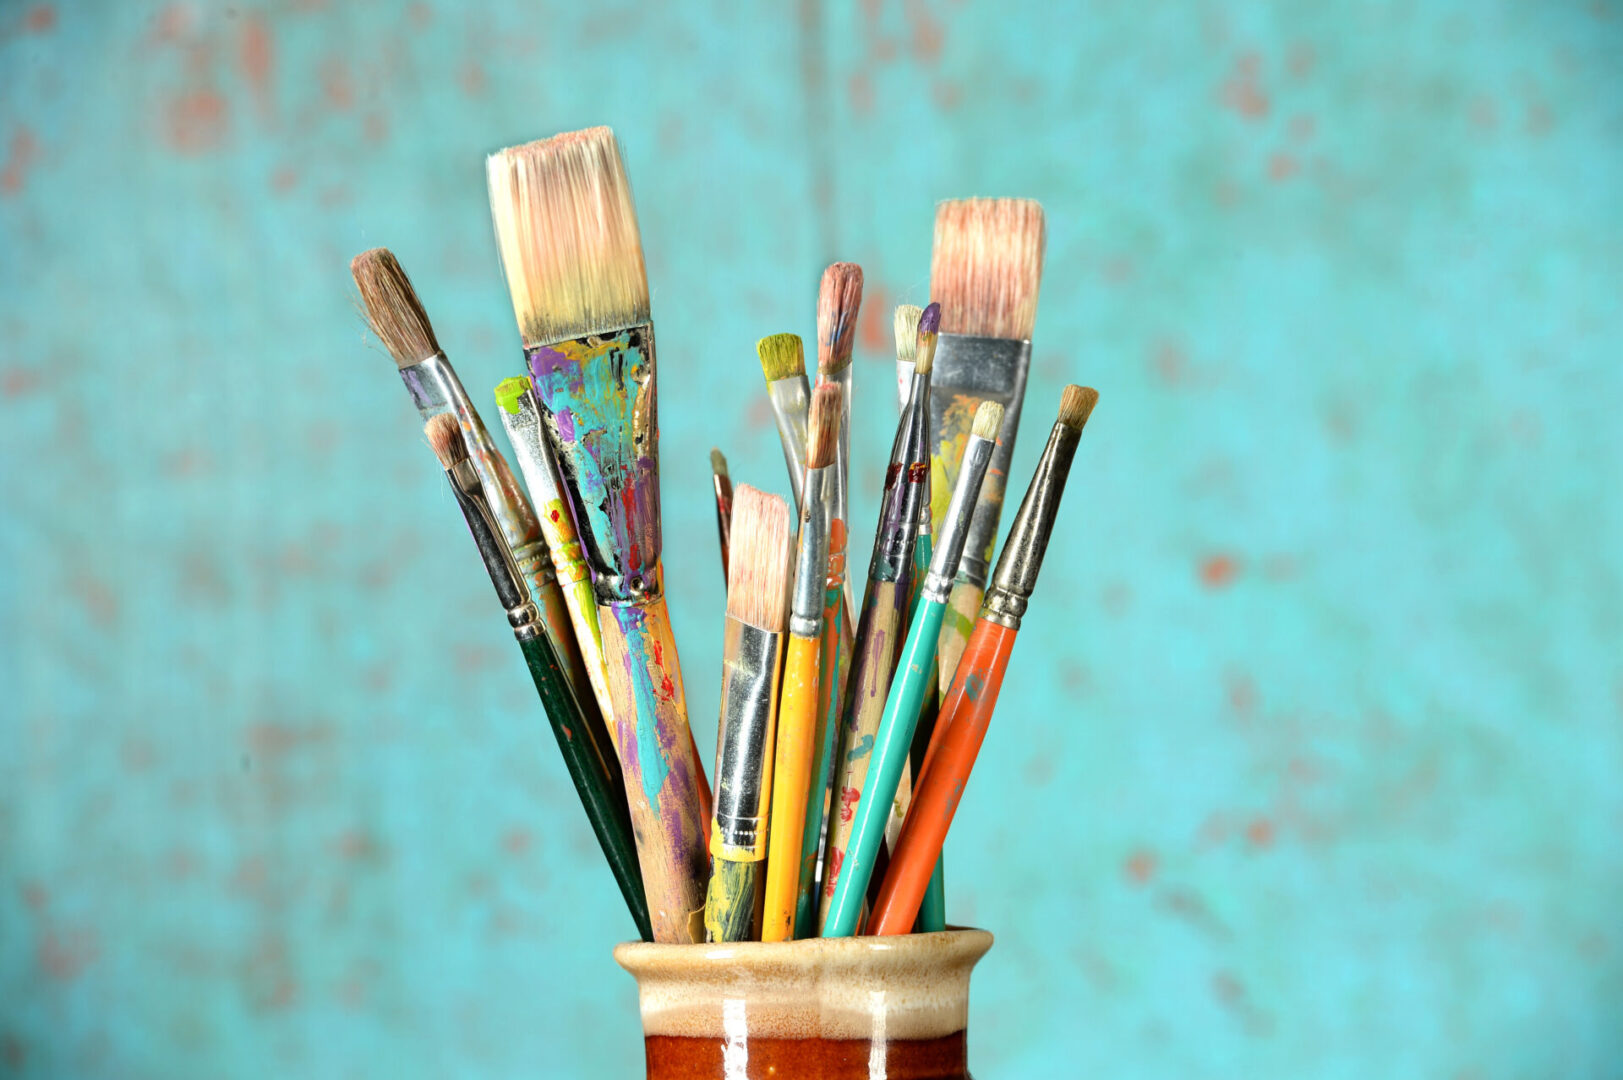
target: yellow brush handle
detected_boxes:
[760,632,821,941]
[536,497,620,749]
[598,593,711,942]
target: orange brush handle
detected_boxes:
[760,632,822,941]
[867,617,1016,936]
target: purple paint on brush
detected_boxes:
[918,302,941,335]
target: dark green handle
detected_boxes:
[519,631,653,942]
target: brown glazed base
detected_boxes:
[645,1031,969,1079]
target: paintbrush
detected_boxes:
[869,386,1098,936]
[815,262,863,622]
[493,376,619,743]
[894,304,923,412]
[423,414,652,942]
[352,248,619,792]
[817,302,938,929]
[705,485,791,942]
[761,384,840,941]
[822,399,1002,937]
[488,126,712,943]
[710,448,732,583]
[758,333,810,513]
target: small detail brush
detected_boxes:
[894,304,923,413]
[761,384,840,940]
[488,127,712,943]
[711,448,733,583]
[815,262,863,623]
[822,399,1003,937]
[424,413,651,942]
[758,333,811,514]
[869,386,1098,936]
[705,485,792,942]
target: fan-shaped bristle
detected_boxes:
[893,305,922,363]
[486,127,650,346]
[726,485,791,629]
[757,333,805,382]
[913,302,940,376]
[930,198,1045,339]
[1058,385,1100,431]
[352,248,441,367]
[971,400,1005,441]
[806,384,842,470]
[424,413,467,469]
[816,263,864,375]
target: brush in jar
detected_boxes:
[817,302,937,930]
[705,485,792,942]
[821,399,1002,937]
[893,303,923,412]
[761,384,840,940]
[710,448,733,583]
[868,386,1098,936]
[758,333,811,513]
[351,248,618,792]
[488,126,712,943]
[424,414,652,942]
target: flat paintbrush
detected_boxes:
[761,385,839,940]
[758,333,811,513]
[869,386,1098,935]
[424,414,651,942]
[894,303,922,412]
[710,448,733,583]
[822,400,1003,937]
[488,126,712,943]
[704,485,791,942]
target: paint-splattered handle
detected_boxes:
[868,618,1017,936]
[704,858,758,943]
[598,595,711,943]
[936,581,985,697]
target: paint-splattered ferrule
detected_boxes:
[497,382,593,588]
[444,464,542,643]
[983,419,1080,630]
[790,467,832,636]
[713,618,784,858]
[767,375,811,514]
[923,431,997,606]
[526,325,662,604]
[930,335,1032,590]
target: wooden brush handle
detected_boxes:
[531,572,621,795]
[936,581,984,696]
[704,857,759,943]
[598,594,711,943]
[762,633,821,941]
[517,631,652,942]
[867,618,1016,936]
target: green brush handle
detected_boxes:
[518,631,653,942]
[704,857,758,942]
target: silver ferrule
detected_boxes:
[930,334,1032,589]
[445,462,542,642]
[766,375,810,513]
[896,359,916,413]
[789,466,831,636]
[497,384,566,508]
[982,419,1081,630]
[922,431,997,605]
[712,618,785,853]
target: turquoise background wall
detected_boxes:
[2,0,1621,1076]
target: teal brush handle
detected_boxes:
[822,597,948,937]
[518,631,653,942]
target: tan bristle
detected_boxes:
[486,126,650,346]
[806,383,842,470]
[726,485,791,629]
[1059,385,1100,431]
[815,262,864,375]
[710,447,729,478]
[424,413,467,469]
[351,248,441,367]
[971,400,1005,441]
[893,305,922,363]
[930,198,1045,339]
[757,333,805,382]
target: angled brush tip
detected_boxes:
[816,262,864,374]
[726,485,791,629]
[893,305,922,363]
[806,383,842,470]
[930,197,1046,339]
[913,302,941,375]
[351,247,441,368]
[710,447,729,478]
[1059,385,1100,431]
[971,399,1005,441]
[424,413,468,469]
[757,333,805,382]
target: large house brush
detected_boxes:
[423,413,651,942]
[487,126,712,943]
[869,386,1098,935]
[704,485,791,942]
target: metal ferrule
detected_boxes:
[789,466,831,637]
[922,431,997,606]
[873,369,932,579]
[712,618,785,855]
[401,355,558,594]
[444,464,542,643]
[896,360,916,413]
[526,325,662,605]
[982,419,1081,630]
[766,375,810,513]
[929,334,1032,590]
[497,386,592,588]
